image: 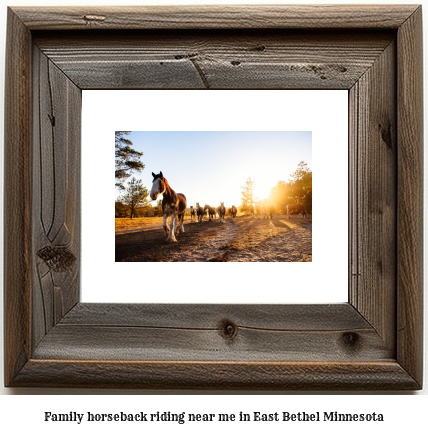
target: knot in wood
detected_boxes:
[37,245,76,272]
[341,332,361,350]
[219,320,238,340]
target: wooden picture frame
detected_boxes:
[4,5,423,390]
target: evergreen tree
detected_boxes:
[269,161,312,213]
[119,177,149,219]
[115,131,145,190]
[240,177,256,212]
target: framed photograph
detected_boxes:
[4,5,423,389]
[83,90,348,305]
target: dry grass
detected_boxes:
[115,217,164,232]
[116,210,248,233]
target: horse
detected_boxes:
[229,205,237,222]
[266,204,274,219]
[217,202,226,223]
[196,202,205,223]
[249,204,254,217]
[286,203,307,219]
[204,204,217,221]
[190,205,196,223]
[150,171,187,243]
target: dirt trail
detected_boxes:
[115,215,311,262]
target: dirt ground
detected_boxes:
[115,214,312,262]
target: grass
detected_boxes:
[115,210,249,233]
[115,217,165,232]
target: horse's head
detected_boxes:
[150,171,165,200]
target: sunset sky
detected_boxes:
[119,131,312,208]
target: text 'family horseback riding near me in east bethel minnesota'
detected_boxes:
[44,411,385,424]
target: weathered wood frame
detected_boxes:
[4,5,423,390]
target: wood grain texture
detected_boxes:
[3,8,32,387]
[3,5,423,390]
[349,40,397,351]
[12,360,419,390]
[60,303,370,329]
[32,304,391,362]
[11,5,419,30]
[34,31,393,90]
[32,47,81,348]
[396,6,423,387]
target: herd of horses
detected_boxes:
[190,203,237,224]
[150,171,307,243]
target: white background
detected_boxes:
[0,0,427,430]
[82,90,348,304]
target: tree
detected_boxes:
[115,131,145,190]
[240,177,256,212]
[269,161,312,213]
[119,177,149,219]
[115,200,128,218]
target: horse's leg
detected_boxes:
[176,213,184,234]
[180,213,185,233]
[175,213,180,235]
[163,213,170,237]
[167,213,177,242]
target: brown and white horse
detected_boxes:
[190,206,196,223]
[229,205,237,222]
[204,204,217,221]
[196,202,205,223]
[150,171,187,242]
[217,202,226,223]
[286,203,306,219]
